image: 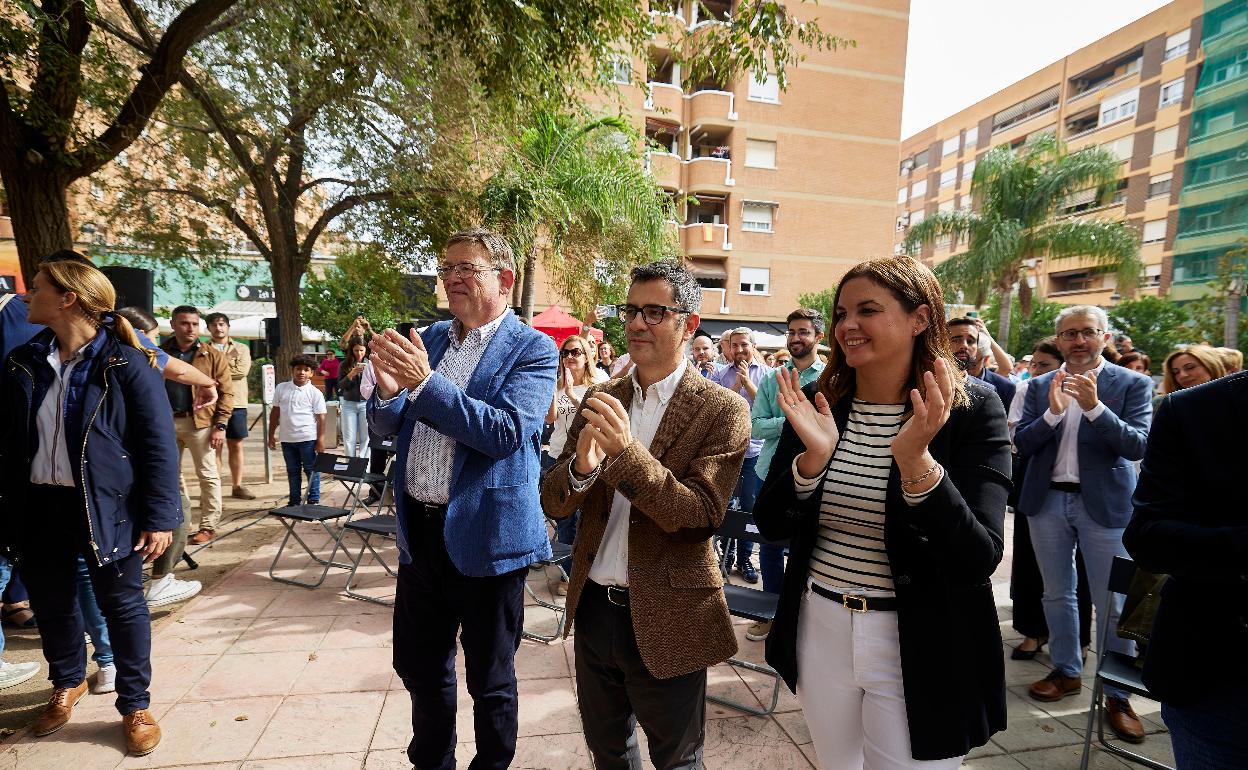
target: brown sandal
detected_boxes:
[2,601,37,628]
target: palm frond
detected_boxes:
[1033,217,1143,291]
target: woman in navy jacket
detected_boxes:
[0,253,179,757]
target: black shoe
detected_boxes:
[740,562,759,584]
[1011,637,1047,661]
[363,492,381,506]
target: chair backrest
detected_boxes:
[715,507,788,546]
[1108,556,1138,595]
[370,435,396,453]
[313,452,368,478]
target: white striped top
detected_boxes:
[793,400,932,592]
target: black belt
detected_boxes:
[586,580,630,608]
[1050,481,1082,494]
[172,410,194,418]
[406,498,448,520]
[810,582,897,613]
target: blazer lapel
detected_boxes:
[465,312,519,398]
[648,367,707,462]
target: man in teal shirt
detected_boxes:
[747,308,825,640]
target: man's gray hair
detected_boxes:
[1055,304,1109,333]
[445,228,516,272]
[629,259,702,314]
[728,326,755,345]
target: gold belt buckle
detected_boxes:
[842,594,868,613]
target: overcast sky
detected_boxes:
[901,0,1173,137]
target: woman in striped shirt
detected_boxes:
[755,256,1012,768]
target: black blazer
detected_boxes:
[1123,370,1248,706]
[755,381,1012,761]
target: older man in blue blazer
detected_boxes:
[1014,304,1152,743]
[368,229,557,770]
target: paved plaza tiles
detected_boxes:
[0,502,1176,769]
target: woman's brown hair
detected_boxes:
[1162,345,1226,394]
[40,258,158,368]
[1117,351,1150,375]
[816,255,969,409]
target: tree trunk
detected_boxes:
[269,243,307,382]
[511,266,522,310]
[1226,285,1242,349]
[520,245,539,322]
[2,167,75,282]
[996,281,1014,346]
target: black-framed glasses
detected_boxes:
[615,303,689,325]
[1057,328,1102,342]
[435,262,502,280]
[560,348,585,358]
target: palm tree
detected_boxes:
[903,133,1142,342]
[481,110,679,320]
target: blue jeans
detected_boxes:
[340,400,369,458]
[0,555,10,658]
[731,456,759,566]
[1163,689,1248,769]
[281,441,320,505]
[76,555,113,667]
[1028,490,1133,697]
[542,452,578,551]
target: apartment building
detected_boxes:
[895,0,1204,308]
[503,0,911,335]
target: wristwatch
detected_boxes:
[214,422,228,431]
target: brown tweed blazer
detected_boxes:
[540,365,750,679]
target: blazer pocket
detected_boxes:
[667,565,724,589]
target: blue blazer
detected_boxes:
[367,312,558,576]
[1014,363,1152,527]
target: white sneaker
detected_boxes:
[0,660,40,690]
[145,574,202,607]
[93,663,117,694]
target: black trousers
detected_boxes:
[1011,510,1093,646]
[392,499,526,770]
[19,485,152,714]
[575,581,707,770]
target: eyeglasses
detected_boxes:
[436,262,502,280]
[786,329,816,338]
[560,348,584,358]
[615,303,689,325]
[1057,328,1103,342]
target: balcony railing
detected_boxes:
[644,81,683,114]
[685,156,735,188]
[644,151,681,188]
[680,222,732,252]
[687,88,738,122]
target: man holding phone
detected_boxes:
[1014,305,1153,743]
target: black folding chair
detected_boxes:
[523,518,574,644]
[709,506,788,716]
[342,513,399,606]
[266,453,370,588]
[1079,556,1174,770]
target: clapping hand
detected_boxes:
[573,418,607,476]
[1059,369,1099,411]
[891,357,955,464]
[579,393,632,460]
[369,328,431,398]
[775,366,838,463]
[1049,370,1072,415]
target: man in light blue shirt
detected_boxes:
[748,308,825,639]
[708,328,767,583]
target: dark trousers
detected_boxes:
[1010,510,1092,646]
[729,456,759,567]
[393,500,526,770]
[368,444,390,496]
[1163,688,1248,769]
[19,486,152,714]
[281,440,320,506]
[575,581,707,770]
[542,451,578,548]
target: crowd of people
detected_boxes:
[0,234,1243,769]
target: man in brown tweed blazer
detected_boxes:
[541,260,750,770]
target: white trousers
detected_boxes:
[796,585,964,770]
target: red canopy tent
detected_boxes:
[531,305,603,347]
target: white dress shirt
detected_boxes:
[1043,359,1107,483]
[586,359,687,587]
[31,340,91,487]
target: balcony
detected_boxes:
[645,81,683,116]
[1067,50,1143,103]
[690,0,731,27]
[686,156,734,189]
[681,222,732,255]
[645,152,681,189]
[647,5,687,39]
[687,87,738,124]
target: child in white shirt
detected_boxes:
[267,354,327,505]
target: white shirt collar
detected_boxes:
[631,358,687,405]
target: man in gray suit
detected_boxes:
[1015,305,1153,743]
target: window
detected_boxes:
[1153,125,1179,154]
[1148,172,1173,198]
[748,73,780,103]
[895,213,910,231]
[605,55,631,85]
[910,178,928,199]
[910,208,926,226]
[739,267,770,294]
[745,139,777,168]
[1159,78,1184,108]
[942,136,960,157]
[900,157,914,176]
[913,149,930,168]
[897,187,908,204]
[1144,264,1163,287]
[1143,219,1167,244]
[938,199,955,213]
[1100,87,1139,125]
[741,203,774,233]
[1103,134,1135,162]
[964,126,979,151]
[1206,49,1248,88]
[940,168,956,188]
[961,159,976,185]
[1164,29,1190,61]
